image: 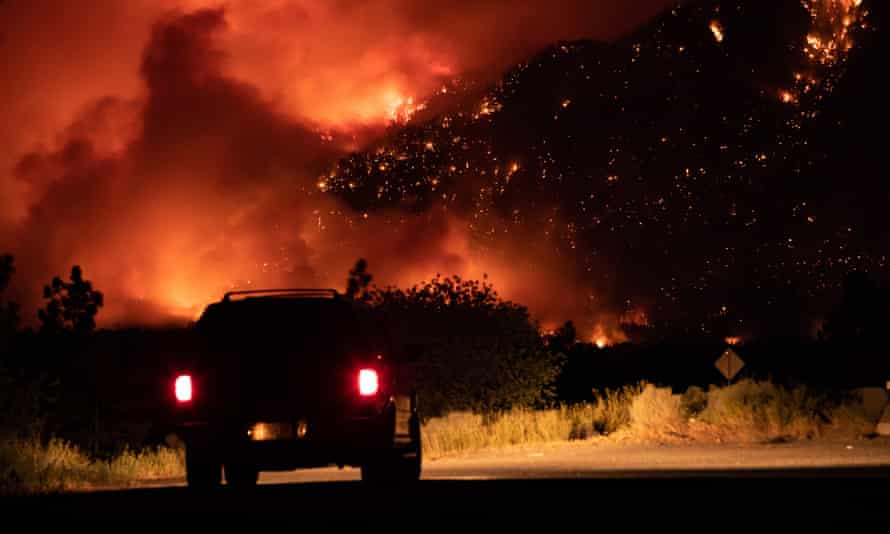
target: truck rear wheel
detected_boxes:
[185,441,222,488]
[361,414,421,483]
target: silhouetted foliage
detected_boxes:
[545,320,576,355]
[345,258,373,302]
[0,254,13,292]
[366,273,564,417]
[0,254,58,439]
[0,254,19,337]
[38,265,104,335]
[820,271,889,344]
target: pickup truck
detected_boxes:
[170,289,421,487]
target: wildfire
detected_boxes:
[474,97,503,120]
[386,94,426,125]
[800,0,865,68]
[773,1,867,120]
[590,321,631,349]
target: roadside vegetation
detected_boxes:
[0,438,183,495]
[422,380,878,459]
[1,378,879,492]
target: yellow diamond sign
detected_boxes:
[715,348,745,381]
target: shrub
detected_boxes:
[629,384,686,439]
[681,385,708,418]
[590,384,644,435]
[369,275,564,417]
[696,380,860,441]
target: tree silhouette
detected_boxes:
[345,258,373,301]
[0,254,13,293]
[545,320,576,354]
[368,273,563,416]
[38,265,104,335]
[0,254,19,337]
[820,271,888,344]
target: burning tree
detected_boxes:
[38,265,104,335]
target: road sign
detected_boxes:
[714,348,745,382]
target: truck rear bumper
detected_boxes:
[177,414,394,470]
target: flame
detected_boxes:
[778,1,867,118]
[709,20,725,43]
[800,0,865,68]
[385,92,427,125]
[724,336,742,346]
[589,320,633,348]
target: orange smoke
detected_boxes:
[0,2,673,327]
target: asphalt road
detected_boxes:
[7,439,890,527]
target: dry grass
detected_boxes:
[421,380,881,457]
[692,380,873,442]
[0,438,184,495]
[628,384,687,440]
[105,446,185,481]
[589,384,645,436]
[3,381,878,491]
[421,405,597,459]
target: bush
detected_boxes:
[696,379,871,441]
[590,384,644,435]
[681,385,708,418]
[369,275,564,417]
[629,384,686,439]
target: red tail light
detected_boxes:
[358,369,379,396]
[175,374,192,403]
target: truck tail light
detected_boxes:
[175,374,193,403]
[358,369,379,396]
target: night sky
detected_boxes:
[1,0,886,343]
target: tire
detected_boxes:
[361,413,422,483]
[185,440,222,488]
[225,462,259,488]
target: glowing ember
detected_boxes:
[709,20,725,43]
